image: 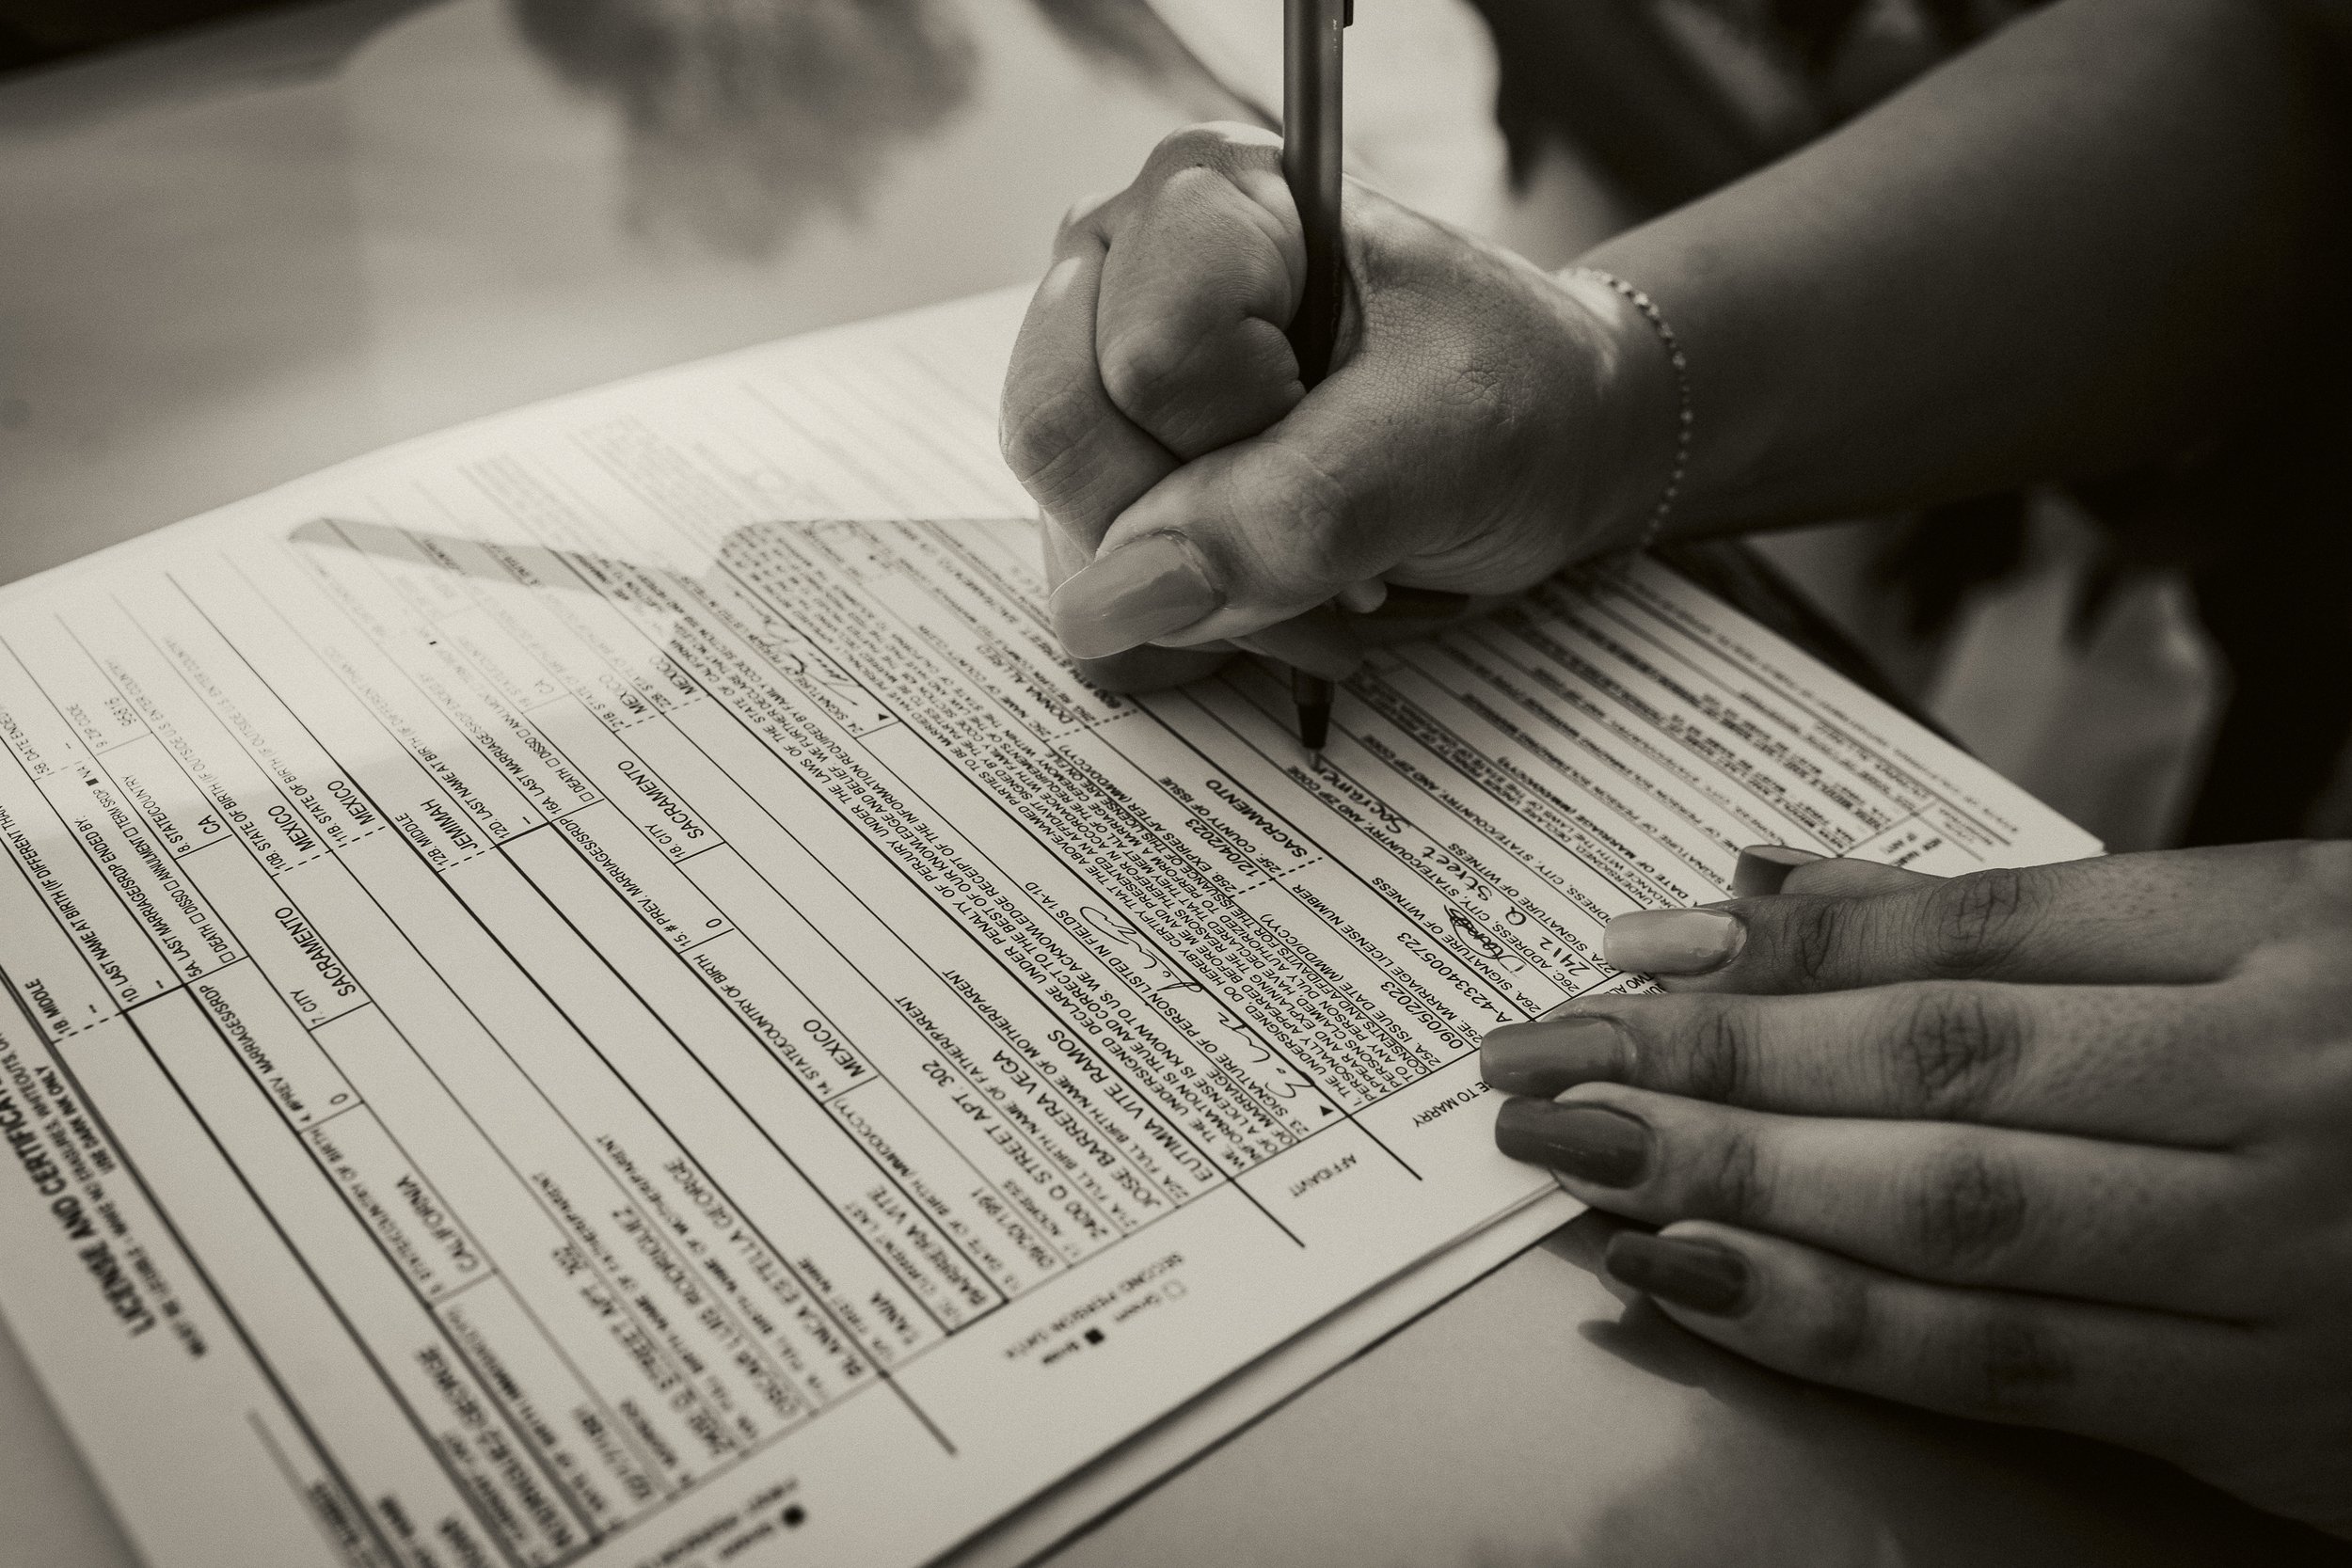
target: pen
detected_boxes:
[1283,0,1348,760]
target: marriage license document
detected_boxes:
[0,290,2098,1568]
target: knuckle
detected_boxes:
[1097,325,1201,430]
[1888,985,2024,1117]
[1149,121,1251,177]
[1774,897,1850,990]
[1958,1313,2074,1420]
[1678,1005,1750,1102]
[1057,187,1114,239]
[1141,163,1252,251]
[1903,1146,2030,1273]
[1689,1125,1766,1222]
[1918,867,2037,977]
[1151,123,1219,166]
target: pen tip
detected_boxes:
[1293,668,1334,757]
[1298,707,1330,756]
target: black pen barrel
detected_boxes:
[1282,0,1346,386]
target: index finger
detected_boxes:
[1000,238,1178,550]
[1482,979,2260,1146]
[1607,846,2296,992]
[1093,124,1305,462]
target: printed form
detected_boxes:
[0,289,2098,1568]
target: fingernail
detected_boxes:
[1481,1016,1631,1098]
[1603,1232,1751,1316]
[1049,532,1221,658]
[1494,1099,1650,1187]
[1731,845,1825,898]
[1604,908,1743,974]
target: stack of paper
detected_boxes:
[0,288,2096,1568]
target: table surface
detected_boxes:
[0,4,2341,1565]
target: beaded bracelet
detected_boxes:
[1569,266,1692,554]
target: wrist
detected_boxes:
[1553,265,1692,556]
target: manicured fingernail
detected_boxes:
[1494,1099,1650,1187]
[1049,532,1220,658]
[1603,1232,1751,1316]
[1731,845,1825,899]
[1604,908,1743,974]
[1481,1016,1631,1098]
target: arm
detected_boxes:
[1484,842,2352,1539]
[1597,0,2352,534]
[998,0,2350,678]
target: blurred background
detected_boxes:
[0,0,296,71]
[0,0,2228,852]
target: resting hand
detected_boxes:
[997,121,1673,690]
[1483,842,2352,1538]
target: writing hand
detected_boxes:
[998,122,1674,690]
[1482,843,2352,1538]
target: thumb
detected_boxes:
[1040,513,1234,693]
[1046,394,1416,663]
